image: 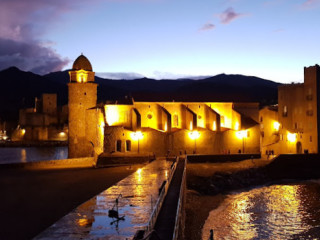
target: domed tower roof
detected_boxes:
[72,54,93,71]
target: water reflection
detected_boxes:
[0,147,68,164]
[202,182,320,240]
[21,148,27,163]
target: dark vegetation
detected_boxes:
[0,66,280,122]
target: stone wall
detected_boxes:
[68,82,97,158]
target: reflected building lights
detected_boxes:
[21,148,27,163]
[202,184,311,240]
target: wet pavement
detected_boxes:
[35,158,173,239]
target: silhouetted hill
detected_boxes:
[0,67,66,121]
[0,67,280,121]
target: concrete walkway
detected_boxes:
[35,158,173,239]
[150,159,185,240]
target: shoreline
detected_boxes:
[0,140,68,148]
[185,191,225,240]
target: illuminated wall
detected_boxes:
[104,105,133,128]
[207,102,237,129]
[259,106,281,155]
[204,106,220,131]
[221,126,260,154]
[86,108,105,157]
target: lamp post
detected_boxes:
[188,130,200,154]
[131,131,144,154]
[236,130,248,154]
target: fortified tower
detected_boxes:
[68,54,98,158]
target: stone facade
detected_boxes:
[17,93,68,141]
[259,64,320,155]
[103,101,260,157]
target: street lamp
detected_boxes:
[131,131,144,153]
[188,130,200,154]
[236,130,248,153]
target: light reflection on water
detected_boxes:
[0,147,68,164]
[202,181,320,240]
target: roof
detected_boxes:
[72,54,92,71]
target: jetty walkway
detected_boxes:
[35,157,186,239]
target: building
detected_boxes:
[15,93,68,141]
[68,55,260,158]
[260,65,320,155]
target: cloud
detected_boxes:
[0,0,97,74]
[96,72,145,80]
[151,71,210,80]
[219,7,244,24]
[301,0,320,9]
[0,38,69,75]
[199,23,216,31]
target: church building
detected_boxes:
[67,54,261,159]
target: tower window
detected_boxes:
[116,140,121,152]
[126,140,131,152]
[283,106,288,117]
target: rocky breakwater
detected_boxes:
[188,154,320,195]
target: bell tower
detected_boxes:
[68,54,98,158]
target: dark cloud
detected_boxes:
[219,7,243,24]
[0,38,69,74]
[0,0,94,74]
[199,23,215,31]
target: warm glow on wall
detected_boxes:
[213,121,217,131]
[190,121,193,131]
[59,132,66,137]
[164,122,168,132]
[189,130,200,140]
[235,122,240,131]
[131,131,144,140]
[104,105,120,126]
[287,132,297,143]
[236,130,248,139]
[99,118,105,135]
[76,70,88,83]
[273,121,280,131]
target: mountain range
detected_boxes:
[0,67,280,122]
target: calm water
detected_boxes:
[202,181,320,240]
[0,147,68,164]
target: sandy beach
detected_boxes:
[0,165,142,240]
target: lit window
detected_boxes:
[283,106,288,117]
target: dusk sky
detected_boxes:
[0,0,319,83]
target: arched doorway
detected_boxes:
[296,141,302,154]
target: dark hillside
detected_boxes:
[0,67,280,121]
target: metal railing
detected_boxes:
[172,157,186,240]
[144,157,178,235]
